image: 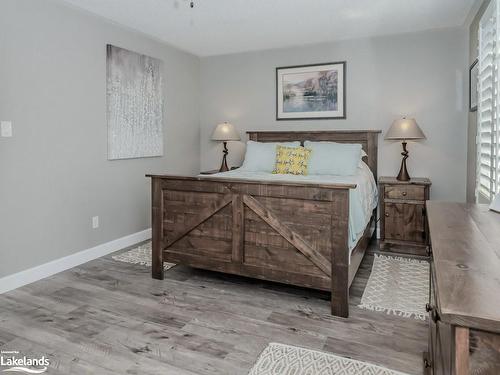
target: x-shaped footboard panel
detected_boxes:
[164,193,233,248]
[164,191,332,278]
[242,195,332,277]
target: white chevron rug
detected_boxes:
[248,343,409,375]
[359,254,429,320]
[112,241,175,270]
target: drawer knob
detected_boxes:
[385,213,389,217]
[402,191,407,196]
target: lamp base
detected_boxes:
[218,141,230,172]
[396,141,411,181]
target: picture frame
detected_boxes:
[469,58,478,112]
[276,61,346,120]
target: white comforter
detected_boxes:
[200,163,378,253]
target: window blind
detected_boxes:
[477,0,500,202]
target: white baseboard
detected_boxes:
[0,228,151,294]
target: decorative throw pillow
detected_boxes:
[273,145,312,175]
[240,141,301,172]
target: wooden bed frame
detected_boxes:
[147,130,380,317]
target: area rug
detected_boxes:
[358,254,429,320]
[112,241,175,270]
[248,343,409,375]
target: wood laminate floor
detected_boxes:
[0,242,427,374]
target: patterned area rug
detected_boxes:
[112,241,175,270]
[248,343,410,375]
[359,254,429,320]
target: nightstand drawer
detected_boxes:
[384,184,425,201]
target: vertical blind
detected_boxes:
[477,0,500,202]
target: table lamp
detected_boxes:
[385,117,426,181]
[211,122,240,172]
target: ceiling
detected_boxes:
[57,0,476,57]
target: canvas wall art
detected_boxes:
[276,62,346,120]
[107,45,164,160]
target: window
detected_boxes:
[477,0,500,202]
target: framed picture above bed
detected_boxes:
[276,61,346,120]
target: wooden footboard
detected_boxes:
[148,175,358,317]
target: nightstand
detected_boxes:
[379,176,431,256]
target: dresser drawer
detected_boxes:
[384,184,426,201]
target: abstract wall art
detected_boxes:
[107,45,164,160]
[276,62,346,120]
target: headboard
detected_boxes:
[247,130,382,179]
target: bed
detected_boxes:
[147,130,381,317]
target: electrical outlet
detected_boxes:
[92,216,99,229]
[1,121,12,137]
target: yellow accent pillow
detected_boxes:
[273,145,312,175]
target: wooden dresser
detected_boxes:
[426,202,500,375]
[379,177,431,256]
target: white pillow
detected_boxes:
[240,140,300,172]
[304,141,363,176]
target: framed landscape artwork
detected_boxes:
[276,61,346,120]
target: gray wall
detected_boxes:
[0,0,200,278]
[200,28,468,202]
[467,0,491,203]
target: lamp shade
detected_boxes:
[211,122,241,141]
[385,117,426,141]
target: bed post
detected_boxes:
[366,132,379,180]
[151,177,164,280]
[331,189,350,317]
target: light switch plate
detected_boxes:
[1,121,13,137]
